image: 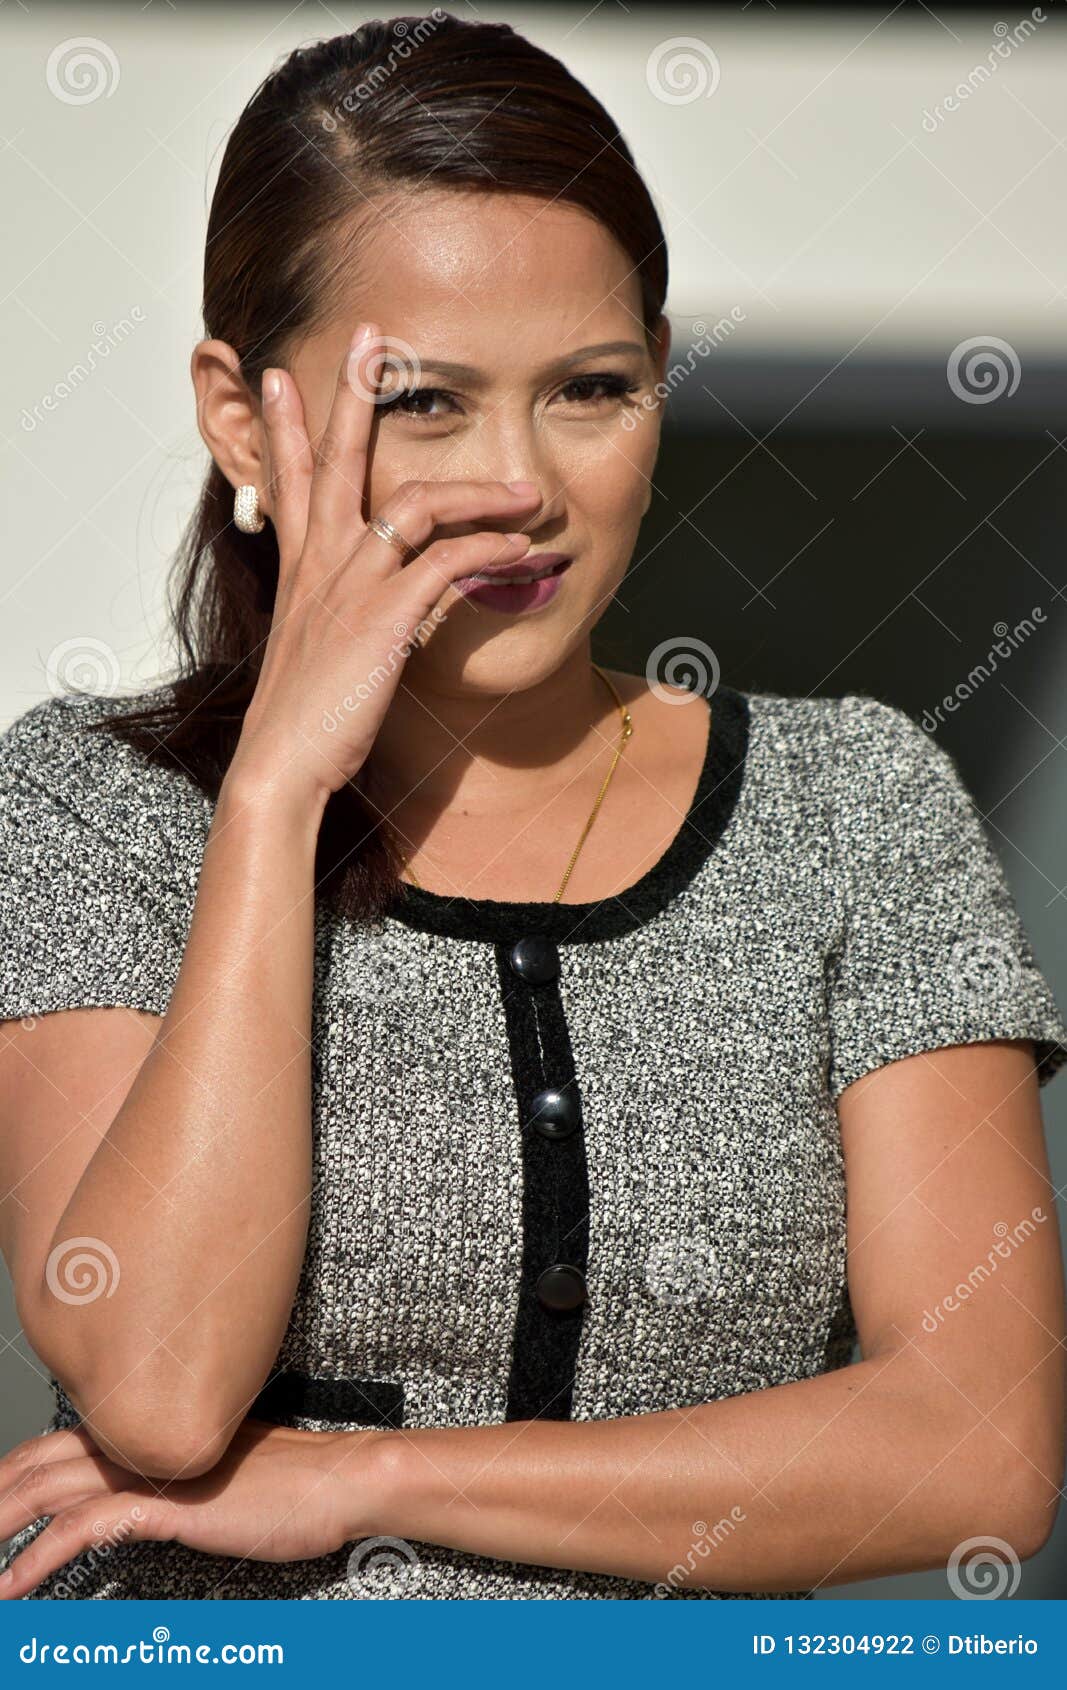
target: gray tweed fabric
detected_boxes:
[0,680,1063,1601]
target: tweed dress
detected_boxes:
[0,679,1064,1602]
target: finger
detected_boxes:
[0,1425,100,1491]
[0,1493,164,1600]
[387,529,535,628]
[260,366,315,568]
[303,322,381,560]
[0,1452,132,1541]
[357,479,542,574]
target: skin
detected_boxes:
[0,190,1063,1598]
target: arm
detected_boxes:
[355,1039,1065,1591]
[0,774,326,1481]
[3,1039,1062,1596]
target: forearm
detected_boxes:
[26,770,326,1472]
[363,1349,1042,1592]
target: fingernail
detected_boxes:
[350,324,376,354]
[262,369,281,404]
[507,480,538,495]
[504,532,532,542]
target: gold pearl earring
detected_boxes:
[234,484,266,534]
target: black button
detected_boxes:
[508,935,560,985]
[536,1263,587,1311]
[528,1087,580,1141]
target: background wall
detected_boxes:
[2,0,1065,1599]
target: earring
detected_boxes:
[234,484,266,534]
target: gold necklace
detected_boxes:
[400,664,634,903]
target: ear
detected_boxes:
[649,313,672,388]
[640,314,672,516]
[190,339,267,495]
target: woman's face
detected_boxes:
[280,189,670,694]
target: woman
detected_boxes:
[0,14,1064,1603]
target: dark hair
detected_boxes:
[93,12,669,922]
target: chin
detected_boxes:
[420,630,583,698]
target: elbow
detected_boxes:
[75,1402,235,1482]
[997,1461,1061,1567]
[20,1292,240,1481]
[951,1432,1062,1577]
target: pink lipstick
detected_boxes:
[455,553,572,614]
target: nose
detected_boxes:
[513,469,566,534]
[436,408,568,539]
[486,433,567,534]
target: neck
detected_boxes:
[360,647,617,822]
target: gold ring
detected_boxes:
[367,516,414,561]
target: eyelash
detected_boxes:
[376,372,641,423]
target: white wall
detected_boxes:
[2,4,1064,725]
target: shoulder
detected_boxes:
[727,688,984,883]
[736,686,961,796]
[0,683,212,890]
[1,682,174,772]
[2,684,183,810]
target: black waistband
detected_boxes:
[250,1372,404,1428]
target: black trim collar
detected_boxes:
[384,685,750,945]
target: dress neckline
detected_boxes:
[384,684,750,945]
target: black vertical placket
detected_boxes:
[495,942,590,1422]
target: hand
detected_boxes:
[0,1419,389,1599]
[228,320,542,805]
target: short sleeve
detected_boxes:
[825,694,1067,1102]
[0,698,186,1023]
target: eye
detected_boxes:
[376,386,462,423]
[554,372,642,409]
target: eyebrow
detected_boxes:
[392,341,647,385]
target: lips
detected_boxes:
[458,552,571,584]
